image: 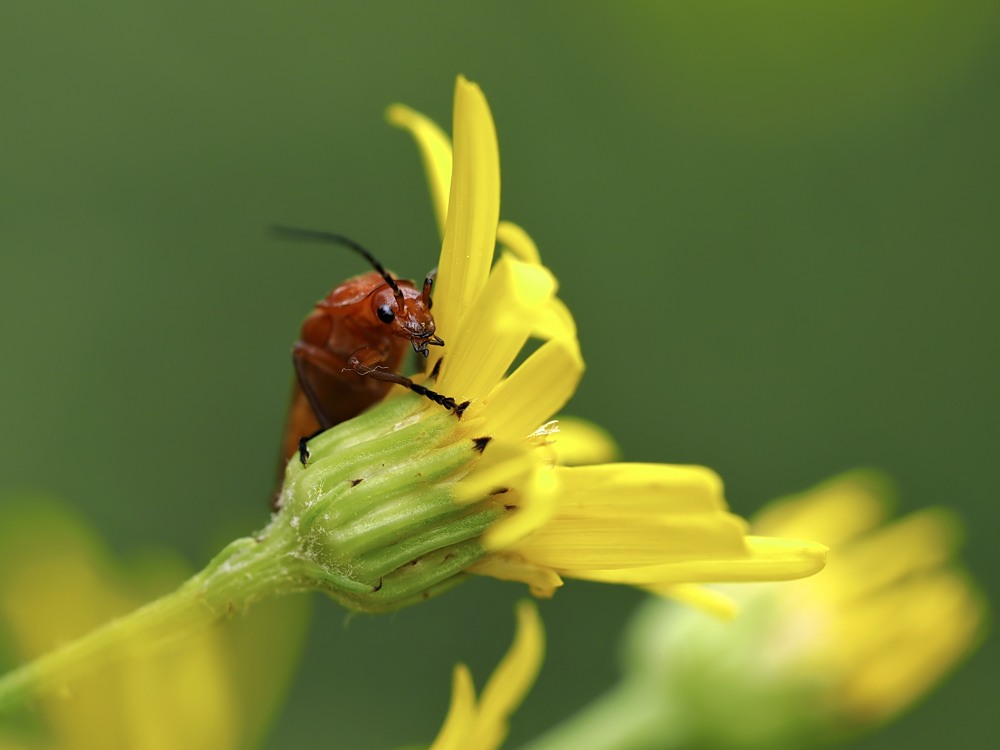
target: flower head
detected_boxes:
[749,471,986,725]
[271,77,827,615]
[326,76,826,605]
[540,471,985,750]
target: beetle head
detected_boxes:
[270,227,446,357]
[372,285,444,357]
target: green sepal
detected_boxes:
[273,395,500,613]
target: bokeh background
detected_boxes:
[2,2,997,748]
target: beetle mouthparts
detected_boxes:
[411,335,444,357]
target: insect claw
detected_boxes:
[454,400,470,418]
[298,437,311,466]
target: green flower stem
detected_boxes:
[0,395,496,709]
[518,680,685,750]
[0,527,307,712]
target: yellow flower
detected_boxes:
[378,76,827,604]
[0,76,827,715]
[427,601,543,750]
[525,471,985,750]
[0,494,309,750]
[751,471,985,725]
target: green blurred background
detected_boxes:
[2,2,997,748]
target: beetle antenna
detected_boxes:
[272,225,404,302]
[422,267,437,308]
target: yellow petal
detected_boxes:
[497,463,768,572]
[483,466,560,551]
[468,554,564,598]
[481,337,584,442]
[439,255,556,399]
[753,470,893,547]
[513,513,750,569]
[427,603,544,750]
[566,536,827,584]
[434,76,501,358]
[430,664,477,750]
[551,463,730,515]
[549,417,619,466]
[453,439,539,505]
[829,508,961,602]
[497,220,541,264]
[837,570,985,721]
[644,583,741,620]
[478,293,581,436]
[387,103,453,237]
[475,601,545,749]
[529,296,575,341]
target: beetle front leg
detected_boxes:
[348,347,469,417]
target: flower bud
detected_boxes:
[272,395,505,613]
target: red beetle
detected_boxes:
[274,226,468,468]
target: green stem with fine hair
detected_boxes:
[0,395,494,711]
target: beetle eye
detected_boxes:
[376,304,395,324]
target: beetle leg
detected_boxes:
[297,431,323,466]
[293,349,336,430]
[289,342,389,467]
[349,347,469,417]
[292,341,386,423]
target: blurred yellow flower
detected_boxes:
[522,471,985,750]
[0,494,309,750]
[751,471,985,725]
[427,601,543,750]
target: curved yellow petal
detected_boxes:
[530,297,574,342]
[753,470,894,547]
[434,76,500,357]
[430,664,477,750]
[838,570,985,722]
[468,554,564,598]
[476,601,545,749]
[481,337,584,442]
[549,417,619,466]
[497,220,541,264]
[831,508,961,599]
[427,602,544,750]
[387,103,453,237]
[644,583,741,620]
[439,255,556,399]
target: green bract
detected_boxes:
[273,395,502,613]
